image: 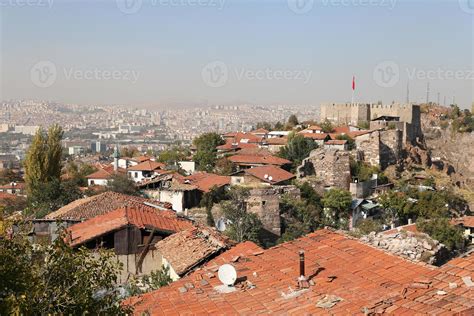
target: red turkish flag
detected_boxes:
[352,76,356,91]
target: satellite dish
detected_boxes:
[218,264,237,286]
[268,176,273,181]
[264,174,268,179]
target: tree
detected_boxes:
[320,119,334,133]
[120,146,140,158]
[24,125,65,209]
[65,162,97,187]
[106,174,139,196]
[0,229,129,315]
[255,122,272,131]
[157,146,190,166]
[220,187,262,243]
[0,168,22,185]
[278,133,318,170]
[287,114,299,128]
[417,218,465,251]
[379,191,413,224]
[125,266,172,297]
[200,186,228,227]
[321,188,352,229]
[193,133,224,172]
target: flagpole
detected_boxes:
[351,76,355,104]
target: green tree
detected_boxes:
[193,133,224,172]
[157,146,190,166]
[418,218,465,251]
[200,186,228,227]
[125,266,172,297]
[274,121,284,130]
[320,119,334,133]
[287,114,299,128]
[0,229,129,315]
[220,187,262,243]
[24,125,65,207]
[379,191,413,224]
[65,162,97,187]
[278,133,318,169]
[322,188,352,229]
[106,174,139,196]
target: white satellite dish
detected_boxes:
[218,264,237,286]
[268,176,273,181]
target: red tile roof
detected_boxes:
[124,229,474,315]
[216,140,258,151]
[45,191,171,220]
[245,165,295,184]
[228,154,291,166]
[333,125,351,134]
[383,223,419,235]
[0,182,25,190]
[156,226,233,276]
[451,216,474,228]
[86,165,126,179]
[264,137,288,145]
[307,125,322,130]
[178,172,230,193]
[250,128,269,134]
[67,205,193,247]
[299,132,329,140]
[325,139,348,145]
[128,161,166,172]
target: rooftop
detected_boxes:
[45,191,171,221]
[228,154,291,166]
[67,205,193,247]
[244,165,295,184]
[125,229,474,315]
[86,164,126,179]
[156,226,233,277]
[128,160,166,172]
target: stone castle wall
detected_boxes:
[321,103,422,143]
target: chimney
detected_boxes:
[299,250,306,280]
[408,218,412,225]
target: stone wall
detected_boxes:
[355,129,402,170]
[320,103,422,143]
[246,185,300,240]
[297,148,351,189]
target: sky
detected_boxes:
[0,0,473,109]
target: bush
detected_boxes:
[355,219,383,236]
[417,218,465,251]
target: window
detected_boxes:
[135,172,138,178]
[262,200,266,206]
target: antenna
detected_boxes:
[406,81,410,104]
[426,82,430,104]
[218,264,237,286]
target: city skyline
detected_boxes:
[1,0,473,109]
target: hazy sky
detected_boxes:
[1,0,473,109]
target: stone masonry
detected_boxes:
[297,148,351,189]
